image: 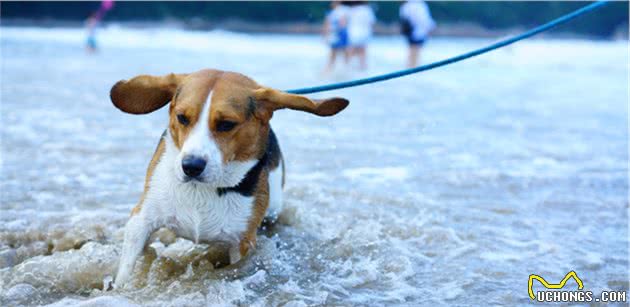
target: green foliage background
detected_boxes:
[2,1,627,37]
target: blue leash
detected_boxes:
[286,1,609,95]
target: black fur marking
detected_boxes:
[217,153,267,197]
[266,128,282,169]
[246,97,257,119]
[216,128,281,197]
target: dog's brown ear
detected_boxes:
[253,87,349,118]
[110,73,188,114]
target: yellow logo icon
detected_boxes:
[528,271,584,300]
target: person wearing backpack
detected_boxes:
[400,0,435,67]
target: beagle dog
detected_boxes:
[109,69,348,287]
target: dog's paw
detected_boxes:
[102,275,115,291]
[229,245,242,265]
[111,273,132,290]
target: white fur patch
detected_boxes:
[116,131,256,287]
[146,135,254,243]
[266,163,284,219]
[175,91,221,183]
[219,159,258,187]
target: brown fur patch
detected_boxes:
[131,134,166,216]
[208,73,268,164]
[111,73,187,115]
[168,70,221,149]
[239,168,270,258]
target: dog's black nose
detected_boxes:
[182,156,206,178]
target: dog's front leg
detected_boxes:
[115,213,154,288]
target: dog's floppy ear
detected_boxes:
[110,73,188,114]
[253,87,349,118]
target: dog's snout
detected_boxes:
[182,156,207,178]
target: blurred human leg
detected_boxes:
[326,48,338,73]
[408,45,420,68]
[358,46,367,70]
[407,37,425,68]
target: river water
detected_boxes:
[0,26,628,306]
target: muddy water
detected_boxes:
[0,27,628,306]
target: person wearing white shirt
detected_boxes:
[400,0,436,67]
[323,1,350,73]
[346,1,375,70]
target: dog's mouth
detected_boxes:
[178,172,223,186]
[181,176,199,183]
[180,175,212,184]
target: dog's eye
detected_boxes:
[177,114,189,126]
[215,120,237,132]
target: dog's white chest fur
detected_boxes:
[170,188,252,243]
[144,137,253,244]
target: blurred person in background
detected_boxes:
[85,0,114,53]
[345,1,375,70]
[323,1,350,73]
[400,0,435,67]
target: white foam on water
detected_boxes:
[342,166,410,183]
[44,296,137,307]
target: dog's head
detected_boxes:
[110,69,348,186]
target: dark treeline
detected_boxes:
[2,1,627,37]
